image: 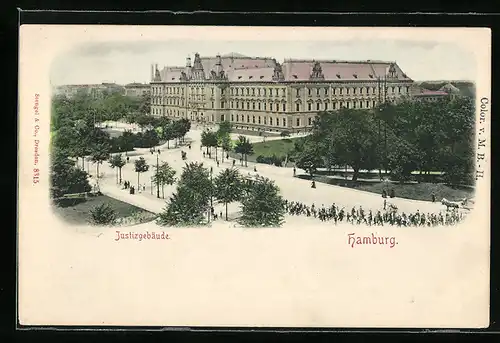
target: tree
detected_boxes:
[161,123,174,149]
[280,130,291,138]
[234,135,254,167]
[109,153,126,184]
[218,120,232,137]
[213,168,244,220]
[157,185,208,227]
[312,109,379,181]
[152,162,177,198]
[50,152,92,200]
[157,162,213,226]
[295,143,324,177]
[89,203,117,226]
[134,157,150,189]
[90,142,111,180]
[238,177,286,227]
[201,130,218,156]
[217,121,232,163]
[220,135,233,163]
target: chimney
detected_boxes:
[150,64,154,81]
[186,56,192,67]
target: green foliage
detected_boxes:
[280,130,291,137]
[89,203,117,225]
[134,157,149,188]
[50,153,91,200]
[311,109,379,181]
[152,162,177,198]
[156,186,208,227]
[214,168,244,220]
[238,177,286,227]
[295,143,324,176]
[234,135,254,167]
[157,162,213,226]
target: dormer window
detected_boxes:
[260,76,264,79]
[292,75,298,79]
[336,74,341,79]
[353,74,358,79]
[172,77,175,80]
[238,76,242,79]
[369,74,373,78]
[249,76,253,79]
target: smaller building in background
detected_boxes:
[53,83,125,99]
[124,83,151,98]
[412,89,450,102]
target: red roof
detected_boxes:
[415,89,449,96]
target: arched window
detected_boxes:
[296,103,300,111]
[308,103,312,111]
[296,118,300,126]
[282,118,286,127]
[270,117,273,126]
[252,116,255,123]
[316,102,320,111]
[308,117,312,125]
[282,103,286,111]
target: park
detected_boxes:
[49,91,475,228]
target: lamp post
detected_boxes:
[156,150,160,198]
[209,166,213,222]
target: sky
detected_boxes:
[50,39,476,85]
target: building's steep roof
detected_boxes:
[160,66,185,82]
[226,67,275,82]
[282,60,411,82]
[153,54,413,83]
[200,56,276,76]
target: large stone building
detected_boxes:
[124,82,151,98]
[54,83,125,99]
[150,53,414,132]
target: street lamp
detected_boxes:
[156,150,160,198]
[209,166,213,222]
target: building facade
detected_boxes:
[150,53,414,131]
[124,83,151,98]
[54,83,125,99]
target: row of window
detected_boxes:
[153,84,410,98]
[230,114,287,127]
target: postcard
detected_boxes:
[18,25,491,328]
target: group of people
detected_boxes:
[284,200,466,227]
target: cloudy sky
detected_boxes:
[50,39,476,85]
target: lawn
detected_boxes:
[52,194,157,226]
[297,174,474,202]
[228,137,302,163]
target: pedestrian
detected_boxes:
[293,167,296,176]
[431,192,436,203]
[382,189,387,198]
[311,180,316,188]
[143,185,146,191]
[383,198,387,210]
[203,152,206,158]
[126,156,130,163]
[233,159,236,166]
[158,149,161,154]
[390,189,395,198]
[219,211,223,219]
[254,166,257,172]
[189,144,191,150]
[226,153,229,160]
